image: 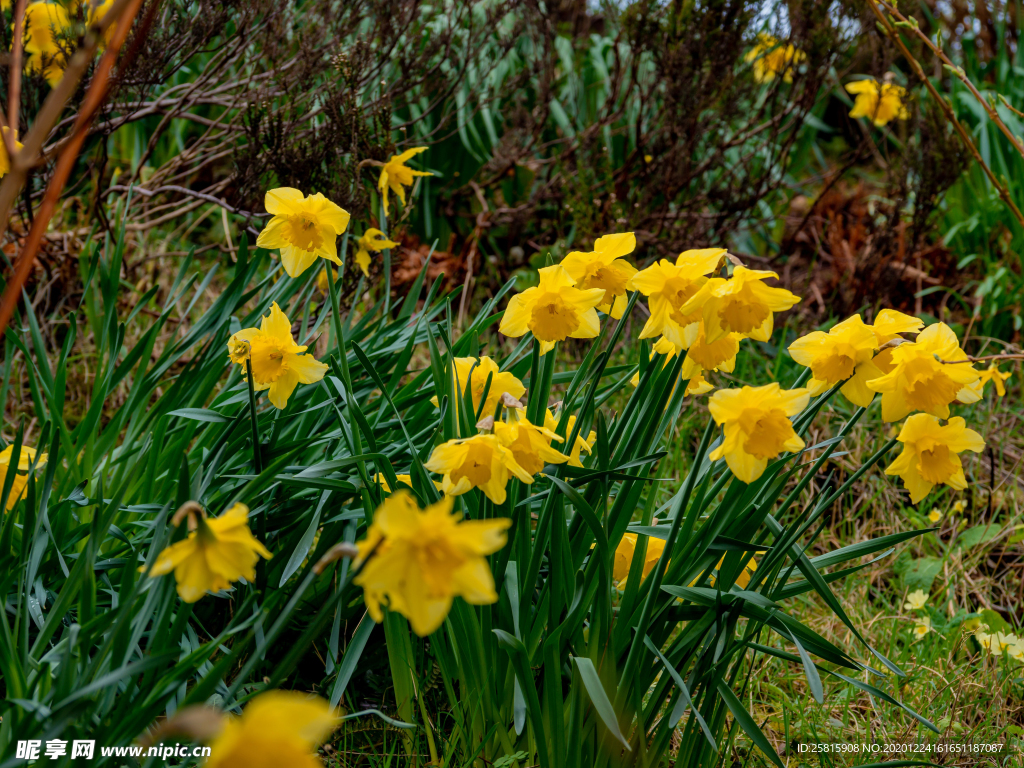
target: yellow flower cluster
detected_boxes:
[745,34,805,83]
[975,625,1024,662]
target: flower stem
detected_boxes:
[245,357,266,592]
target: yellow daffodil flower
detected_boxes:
[0,445,47,511]
[227,302,328,409]
[425,434,532,504]
[745,34,805,83]
[23,2,71,86]
[354,228,398,277]
[560,232,638,319]
[378,147,432,217]
[903,589,927,611]
[846,79,910,127]
[256,188,350,278]
[498,265,605,355]
[866,323,980,422]
[630,337,714,396]
[913,616,931,638]
[148,503,272,603]
[631,336,680,387]
[928,508,942,524]
[681,266,800,344]
[613,533,667,587]
[353,491,511,635]
[977,364,1011,397]
[205,691,337,768]
[429,356,526,419]
[707,556,759,588]
[708,383,810,483]
[884,414,985,503]
[630,249,725,348]
[869,308,924,374]
[493,414,570,475]
[374,473,442,493]
[788,314,880,406]
[544,409,596,467]
[0,127,23,178]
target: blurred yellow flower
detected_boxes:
[867,323,980,422]
[378,147,432,217]
[0,445,47,512]
[707,556,758,588]
[374,473,442,493]
[0,127,23,178]
[494,414,570,475]
[560,232,638,319]
[885,414,985,504]
[952,499,967,515]
[425,434,532,504]
[682,266,800,343]
[353,491,510,635]
[613,533,666,586]
[913,616,931,638]
[430,356,525,419]
[499,265,605,355]
[989,631,1018,655]
[903,589,927,610]
[148,504,271,603]
[928,508,942,524]
[23,2,71,86]
[316,267,336,294]
[544,409,596,467]
[227,302,328,409]
[708,383,809,483]
[205,691,337,768]
[256,188,350,277]
[846,79,910,127]
[354,228,398,277]
[630,249,725,348]
[788,314,880,407]
[745,34,804,83]
[977,364,1011,397]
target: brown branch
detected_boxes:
[867,1,1024,229]
[0,0,148,338]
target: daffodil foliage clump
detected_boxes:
[0,197,1003,767]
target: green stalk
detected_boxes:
[245,358,265,593]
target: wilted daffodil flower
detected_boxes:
[425,434,532,504]
[23,2,72,86]
[147,503,272,603]
[353,491,511,636]
[227,302,328,409]
[977,364,1011,397]
[885,414,985,504]
[493,413,570,475]
[255,188,350,278]
[499,265,605,355]
[560,232,638,319]
[205,691,337,768]
[0,445,47,511]
[866,323,980,422]
[682,266,800,344]
[378,147,432,217]
[846,79,910,127]
[745,34,805,83]
[429,356,525,419]
[630,248,725,349]
[788,314,880,406]
[708,383,809,483]
[354,228,398,277]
